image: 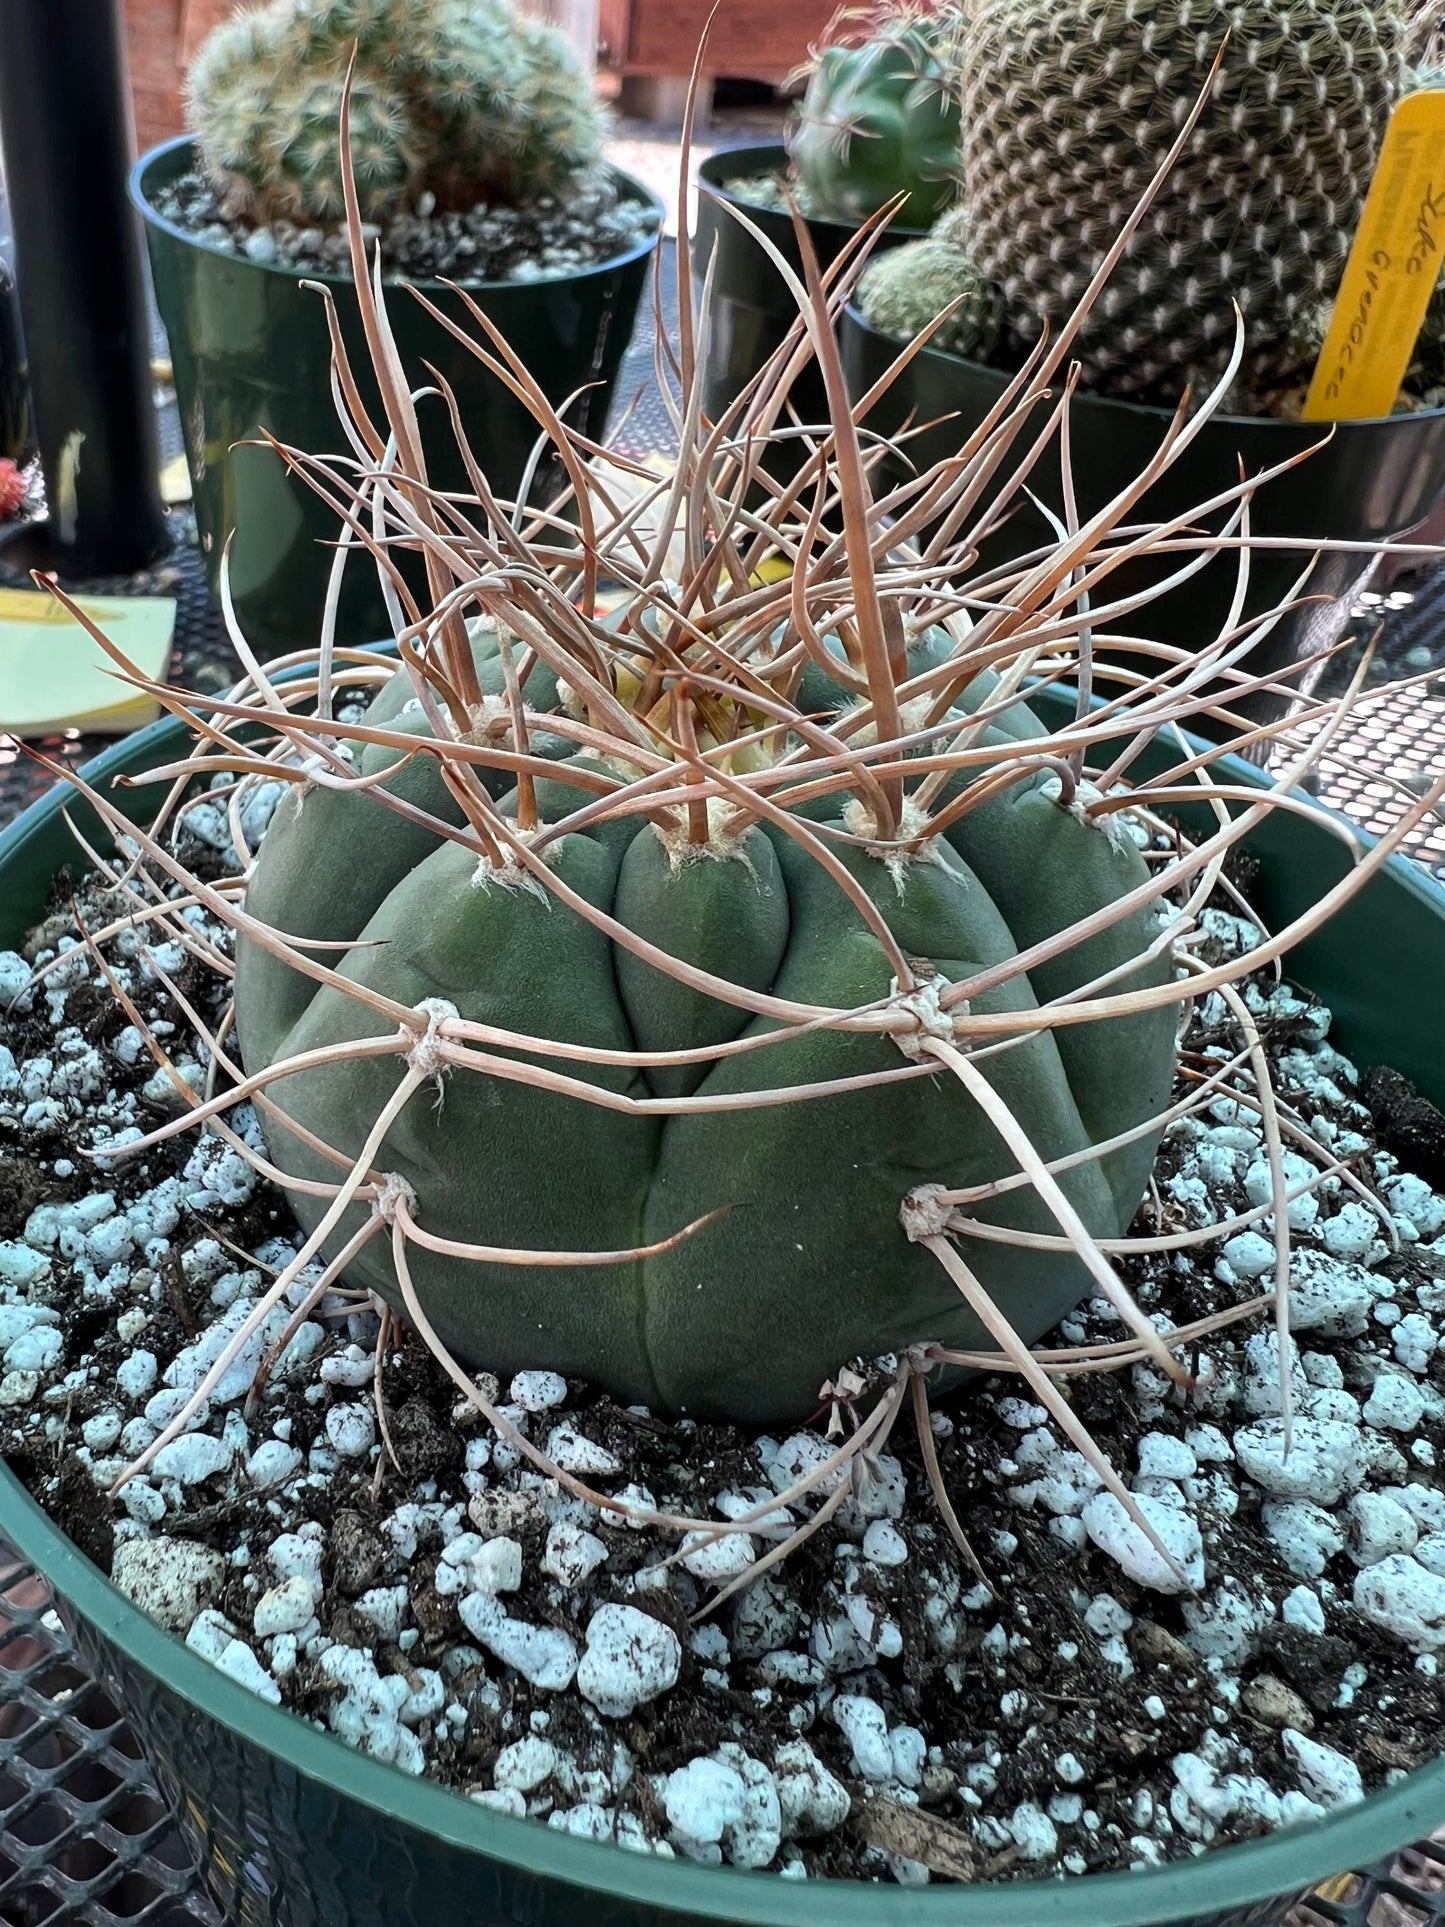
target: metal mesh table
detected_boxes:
[3,237,1445,1924]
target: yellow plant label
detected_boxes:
[0,587,176,737]
[1303,87,1445,421]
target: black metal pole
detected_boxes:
[0,174,29,464]
[0,0,168,575]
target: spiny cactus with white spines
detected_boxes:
[861,1,1423,407]
[186,0,605,225]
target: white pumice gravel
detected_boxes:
[5,829,1445,1886]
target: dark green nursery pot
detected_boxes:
[842,305,1445,737]
[694,144,925,440]
[2,684,1444,1924]
[129,138,662,657]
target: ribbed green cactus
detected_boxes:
[186,0,605,224]
[960,0,1415,400]
[232,613,1175,1425]
[788,4,966,227]
[862,1,1419,405]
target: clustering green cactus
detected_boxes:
[788,3,966,227]
[860,1,1420,406]
[186,0,605,225]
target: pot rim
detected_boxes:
[841,297,1445,435]
[127,135,666,295]
[5,689,1445,1925]
[695,140,934,245]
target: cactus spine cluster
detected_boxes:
[186,0,606,225]
[861,0,1420,407]
[788,3,967,227]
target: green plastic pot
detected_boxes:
[694,145,925,443]
[842,304,1445,737]
[3,693,1445,1924]
[129,138,662,657]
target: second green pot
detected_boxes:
[131,138,663,657]
[842,305,1445,738]
[694,144,925,440]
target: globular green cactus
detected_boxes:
[186,0,605,225]
[857,205,1004,357]
[232,610,1175,1424]
[862,1,1419,405]
[962,0,1417,400]
[788,3,966,228]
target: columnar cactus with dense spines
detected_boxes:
[186,0,605,224]
[788,3,967,227]
[861,1,1420,406]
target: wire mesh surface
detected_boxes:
[2,235,1445,1924]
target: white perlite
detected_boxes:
[111,1536,225,1632]
[831,1695,893,1782]
[773,1741,851,1837]
[1081,1492,1204,1594]
[253,1575,318,1637]
[1282,1731,1365,1810]
[576,1605,681,1717]
[459,1595,579,1692]
[1233,1419,1365,1504]
[1353,1555,1445,1651]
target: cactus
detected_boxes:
[863,1,1419,406]
[78,99,1440,1598]
[229,622,1175,1423]
[788,3,966,227]
[186,0,605,225]
[857,205,1003,356]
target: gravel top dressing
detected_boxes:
[146,165,660,284]
[3,766,1445,1890]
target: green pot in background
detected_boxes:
[842,305,1445,741]
[3,682,1445,1925]
[694,144,925,443]
[129,138,662,657]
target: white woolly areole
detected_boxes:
[1038,775,1137,852]
[469,836,551,900]
[650,802,754,871]
[889,974,961,1063]
[839,694,937,748]
[372,1172,418,1226]
[899,1184,953,1243]
[406,999,458,1081]
[843,795,941,887]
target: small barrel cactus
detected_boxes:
[857,205,1004,358]
[788,3,966,228]
[233,628,1175,1424]
[186,0,605,225]
[862,1,1421,405]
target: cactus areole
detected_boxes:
[233,618,1176,1425]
